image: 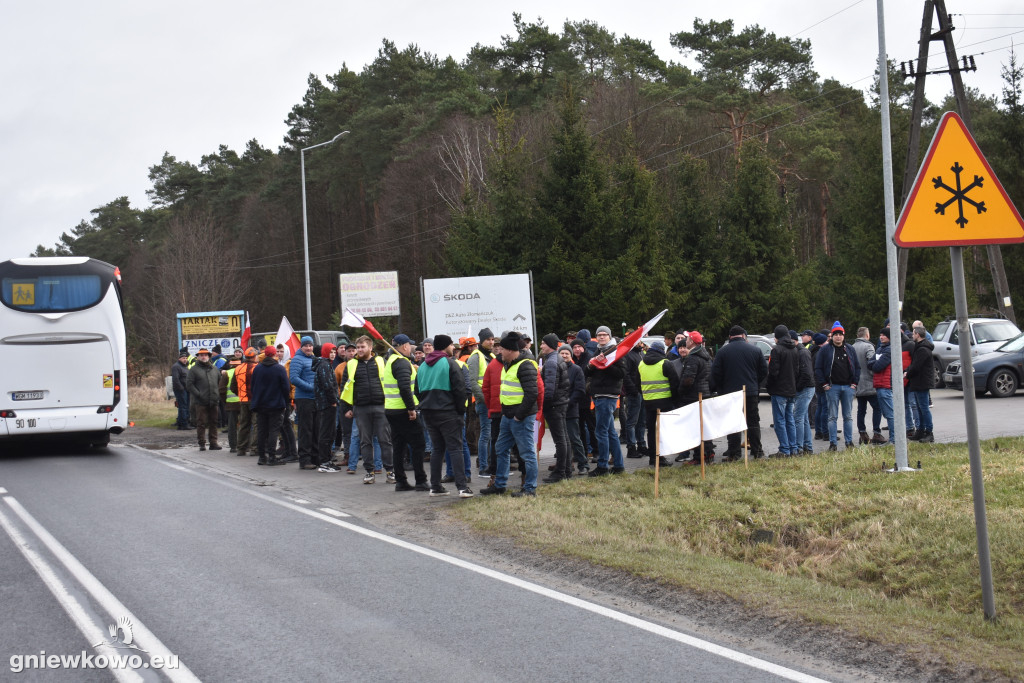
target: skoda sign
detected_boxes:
[421,273,535,341]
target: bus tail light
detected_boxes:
[0,410,16,418]
[98,370,122,413]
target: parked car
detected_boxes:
[943,332,1024,398]
[931,317,1021,387]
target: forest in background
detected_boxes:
[31,15,1024,366]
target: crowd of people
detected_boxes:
[168,318,936,498]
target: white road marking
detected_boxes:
[0,502,143,683]
[2,496,201,683]
[291,499,311,504]
[317,507,350,518]
[0,487,7,493]
[152,455,830,682]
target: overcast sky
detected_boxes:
[2,1,1021,263]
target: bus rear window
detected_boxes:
[2,275,103,312]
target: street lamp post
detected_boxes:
[301,130,349,330]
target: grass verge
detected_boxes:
[451,439,1024,678]
[128,383,177,428]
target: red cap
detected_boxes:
[264,346,277,357]
[688,331,703,345]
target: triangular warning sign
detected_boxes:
[894,111,1024,247]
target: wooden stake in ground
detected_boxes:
[654,409,661,498]
[698,392,706,480]
[742,385,749,468]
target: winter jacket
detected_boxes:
[540,350,570,409]
[906,337,936,392]
[414,351,467,415]
[229,359,256,403]
[186,359,220,407]
[288,351,315,400]
[339,356,386,408]
[587,346,625,397]
[171,360,189,394]
[766,337,800,398]
[384,351,417,414]
[465,347,492,403]
[872,342,894,389]
[500,354,540,421]
[621,347,643,397]
[638,346,681,403]
[249,357,290,413]
[852,338,877,397]
[481,356,505,417]
[711,337,768,396]
[796,345,815,390]
[312,356,339,411]
[814,342,861,389]
[677,346,712,403]
[564,362,586,415]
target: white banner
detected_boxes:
[657,390,747,454]
[422,273,534,341]
[340,271,401,317]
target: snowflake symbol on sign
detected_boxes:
[933,162,986,228]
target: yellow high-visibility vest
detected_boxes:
[638,360,672,400]
[383,353,418,409]
[500,358,538,405]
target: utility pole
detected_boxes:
[897,0,1016,324]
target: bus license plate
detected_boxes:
[12,391,44,401]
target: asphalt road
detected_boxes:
[1,446,832,682]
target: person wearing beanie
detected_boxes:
[230,345,259,457]
[813,321,860,451]
[249,340,290,466]
[385,335,429,491]
[710,324,768,460]
[638,337,679,469]
[480,331,541,497]
[870,327,898,444]
[539,333,571,483]
[171,348,192,430]
[586,325,627,475]
[675,331,715,462]
[339,335,396,485]
[186,348,222,452]
[905,325,935,442]
[466,329,496,474]
[853,328,885,445]
[415,334,472,497]
[307,342,340,472]
[794,331,818,456]
[558,344,590,474]
[620,334,649,461]
[766,324,801,457]
[289,334,318,469]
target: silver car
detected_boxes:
[931,317,1022,387]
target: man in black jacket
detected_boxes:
[767,325,801,457]
[415,334,471,497]
[587,326,627,474]
[676,331,714,462]
[905,325,935,442]
[339,336,395,484]
[711,326,768,459]
[539,334,572,483]
[621,340,647,459]
[387,334,429,491]
[171,348,190,430]
[559,344,589,474]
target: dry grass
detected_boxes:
[127,378,177,428]
[452,439,1024,678]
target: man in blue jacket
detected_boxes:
[813,322,861,451]
[289,336,317,469]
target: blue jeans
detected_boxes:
[876,388,895,442]
[909,391,932,432]
[493,415,538,492]
[904,389,919,431]
[826,385,855,445]
[593,397,623,469]
[174,388,190,428]
[623,394,646,448]
[771,394,797,455]
[475,401,491,471]
[794,387,815,451]
[565,414,587,470]
[347,419,383,471]
[814,389,828,434]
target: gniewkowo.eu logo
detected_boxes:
[10,616,179,673]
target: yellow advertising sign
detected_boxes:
[12,282,35,306]
[180,315,241,336]
[895,111,1024,247]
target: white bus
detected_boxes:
[0,257,128,447]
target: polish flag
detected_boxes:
[275,315,301,359]
[589,309,668,370]
[240,311,252,351]
[341,307,383,341]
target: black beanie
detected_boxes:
[500,332,521,351]
[433,334,453,351]
[478,327,493,341]
[542,333,560,350]
[729,325,746,337]
[774,324,789,340]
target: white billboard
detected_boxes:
[339,271,401,317]
[421,273,535,341]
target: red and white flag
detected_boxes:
[589,309,668,370]
[240,311,251,351]
[274,315,301,360]
[341,307,383,341]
